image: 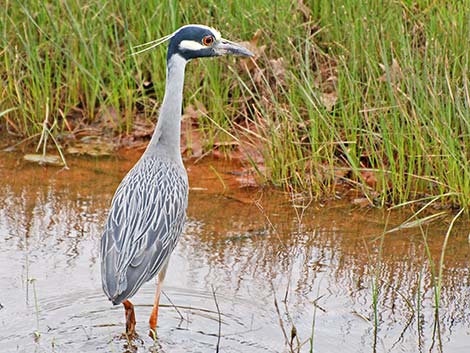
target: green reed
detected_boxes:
[2,0,470,207]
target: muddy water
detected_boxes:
[0,151,469,353]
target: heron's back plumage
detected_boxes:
[100,156,188,304]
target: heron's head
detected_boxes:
[132,25,253,62]
[168,25,253,61]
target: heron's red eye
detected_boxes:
[202,35,214,46]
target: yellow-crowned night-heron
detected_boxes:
[100,24,253,337]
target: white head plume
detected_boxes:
[131,33,174,56]
[131,25,221,56]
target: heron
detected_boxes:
[100,24,253,338]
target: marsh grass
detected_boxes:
[28,278,41,340]
[420,208,465,313]
[2,0,470,207]
[371,207,466,351]
[367,216,388,351]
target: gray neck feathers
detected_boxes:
[144,54,187,165]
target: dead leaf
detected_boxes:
[132,117,155,138]
[333,166,350,179]
[352,197,372,207]
[379,58,402,83]
[24,154,64,166]
[297,0,311,20]
[360,170,378,188]
[182,101,208,123]
[97,106,120,129]
[269,57,286,85]
[240,29,263,56]
[66,136,115,157]
[239,29,265,71]
[319,92,338,111]
[195,100,208,114]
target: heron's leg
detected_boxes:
[149,263,169,338]
[122,299,136,337]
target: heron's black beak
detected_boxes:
[213,39,254,57]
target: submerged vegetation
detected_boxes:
[2,0,470,208]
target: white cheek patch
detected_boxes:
[179,40,206,51]
[212,29,221,41]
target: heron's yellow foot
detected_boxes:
[149,328,158,340]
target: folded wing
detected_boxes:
[100,157,188,305]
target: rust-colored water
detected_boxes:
[0,151,469,353]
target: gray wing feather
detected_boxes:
[100,157,188,304]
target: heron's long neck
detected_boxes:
[144,54,187,164]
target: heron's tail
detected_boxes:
[100,233,127,305]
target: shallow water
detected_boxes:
[0,151,469,353]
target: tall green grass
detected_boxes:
[2,0,470,207]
